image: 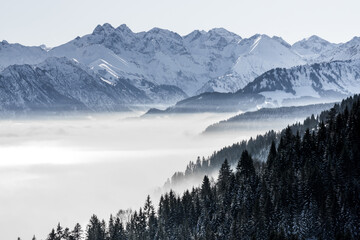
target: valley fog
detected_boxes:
[0,112,300,240]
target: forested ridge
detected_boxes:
[203,103,334,133]
[36,95,359,240]
[166,96,358,189]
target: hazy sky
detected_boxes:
[1,0,359,47]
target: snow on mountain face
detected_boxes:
[0,40,48,71]
[183,29,244,93]
[49,29,188,104]
[232,34,306,79]
[54,24,275,96]
[2,24,360,105]
[198,34,306,93]
[50,25,191,95]
[320,36,360,62]
[242,60,360,106]
[0,63,87,113]
[0,57,160,114]
[0,56,189,114]
[272,36,292,48]
[50,24,244,95]
[36,57,151,110]
[157,59,360,114]
[291,35,337,62]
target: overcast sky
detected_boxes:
[1,0,359,48]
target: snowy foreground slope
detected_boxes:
[1,24,360,113]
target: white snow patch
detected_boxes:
[100,77,113,85]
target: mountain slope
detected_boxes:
[0,63,87,113]
[1,25,360,106]
[49,25,189,103]
[167,95,359,198]
[148,59,360,114]
[145,92,265,114]
[242,60,360,106]
[50,24,244,95]
[291,35,337,62]
[197,34,306,93]
[36,57,151,110]
[0,40,48,71]
[161,94,360,240]
[320,36,360,61]
[204,103,334,134]
[0,57,164,115]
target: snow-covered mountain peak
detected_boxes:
[291,35,336,62]
[295,35,332,49]
[183,30,204,42]
[243,34,292,56]
[207,28,242,42]
[249,34,268,50]
[317,36,360,62]
[241,59,360,106]
[116,24,133,34]
[0,41,48,71]
[272,36,291,48]
[208,27,229,34]
[347,36,360,45]
[92,23,116,35]
[146,27,183,41]
[197,34,306,94]
[236,34,269,49]
[3,24,360,104]
[305,35,324,41]
[39,44,51,51]
[235,33,304,72]
[184,28,241,52]
[248,33,263,40]
[1,40,9,46]
[138,27,186,55]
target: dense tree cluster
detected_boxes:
[166,95,360,189]
[204,102,333,133]
[43,95,360,239]
[45,223,83,240]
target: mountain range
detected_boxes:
[1,23,360,114]
[146,59,360,114]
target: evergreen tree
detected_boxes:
[86,215,106,240]
[47,229,56,240]
[70,223,83,240]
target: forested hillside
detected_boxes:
[41,95,360,240]
[204,103,334,134]
[166,96,358,189]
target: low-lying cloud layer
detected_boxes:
[0,112,300,240]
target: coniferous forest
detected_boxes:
[43,95,360,240]
[167,95,359,189]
